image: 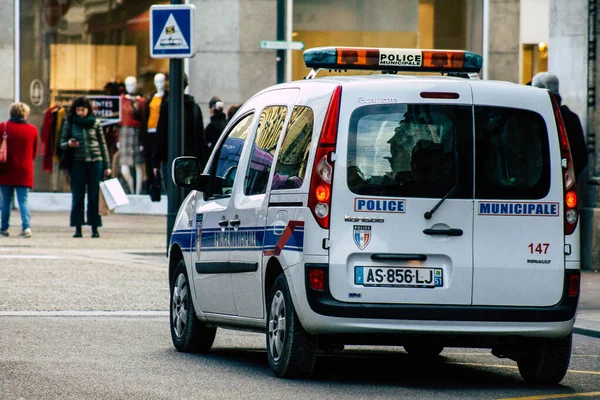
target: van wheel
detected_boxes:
[266,274,318,378]
[403,342,444,357]
[517,333,572,384]
[170,260,216,353]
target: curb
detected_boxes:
[22,193,168,215]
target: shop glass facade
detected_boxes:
[291,0,482,80]
[21,0,168,192]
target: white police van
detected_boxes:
[169,47,580,384]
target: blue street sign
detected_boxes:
[150,5,195,59]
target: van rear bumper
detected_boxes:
[304,266,579,323]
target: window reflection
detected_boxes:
[272,106,313,190]
[245,106,288,196]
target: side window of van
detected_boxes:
[209,113,254,198]
[347,104,472,198]
[244,106,288,196]
[475,106,550,199]
[272,106,314,190]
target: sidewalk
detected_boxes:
[2,211,599,338]
[575,270,600,338]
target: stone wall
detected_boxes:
[548,0,588,123]
[0,1,15,120]
[189,0,278,116]
[486,0,520,82]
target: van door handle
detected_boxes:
[229,216,241,227]
[218,218,229,227]
[423,228,463,236]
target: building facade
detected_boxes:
[3,0,598,269]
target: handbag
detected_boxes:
[0,122,8,174]
[58,120,73,171]
[149,170,162,202]
[58,147,73,171]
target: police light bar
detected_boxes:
[303,47,483,73]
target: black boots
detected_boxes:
[73,226,100,238]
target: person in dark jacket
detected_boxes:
[0,102,38,238]
[226,103,242,122]
[152,74,205,185]
[205,96,228,154]
[60,97,111,238]
[532,72,588,179]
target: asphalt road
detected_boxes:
[0,212,599,399]
[1,317,600,400]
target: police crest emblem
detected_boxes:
[353,225,371,250]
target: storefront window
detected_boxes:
[291,0,481,81]
[522,42,548,84]
[21,0,169,192]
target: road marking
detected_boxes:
[0,255,60,259]
[498,392,600,400]
[445,353,600,358]
[450,362,600,375]
[0,310,168,317]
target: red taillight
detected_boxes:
[308,268,325,291]
[309,86,342,229]
[568,274,580,297]
[550,92,578,235]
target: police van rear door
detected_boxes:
[328,79,474,305]
[471,83,565,307]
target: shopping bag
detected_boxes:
[98,189,113,216]
[99,178,129,210]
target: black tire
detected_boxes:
[170,260,216,353]
[266,274,318,378]
[403,342,444,357]
[517,333,572,384]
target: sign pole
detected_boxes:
[276,0,285,84]
[166,0,184,249]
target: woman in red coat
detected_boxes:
[0,102,38,237]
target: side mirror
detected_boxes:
[172,157,209,192]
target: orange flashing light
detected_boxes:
[336,48,378,67]
[422,51,465,69]
[304,46,483,73]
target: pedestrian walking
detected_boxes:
[60,97,111,238]
[205,96,228,153]
[152,73,205,185]
[0,102,38,238]
[532,72,588,179]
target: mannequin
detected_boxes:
[143,73,168,199]
[118,76,146,194]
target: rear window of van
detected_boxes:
[347,104,472,198]
[474,106,550,199]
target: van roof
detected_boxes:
[266,74,544,95]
